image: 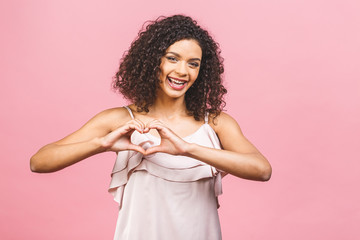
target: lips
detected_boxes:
[167,77,188,90]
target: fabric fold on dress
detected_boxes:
[108,124,224,209]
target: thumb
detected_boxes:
[144,146,163,155]
[127,144,146,155]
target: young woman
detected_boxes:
[30,15,271,240]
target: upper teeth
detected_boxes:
[169,78,185,85]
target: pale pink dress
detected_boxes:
[108,106,225,240]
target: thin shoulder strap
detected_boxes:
[205,112,209,124]
[124,106,134,119]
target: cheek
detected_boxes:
[158,66,166,81]
[158,63,170,80]
[190,69,200,81]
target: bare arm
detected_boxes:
[187,112,271,181]
[145,113,272,181]
[30,108,147,173]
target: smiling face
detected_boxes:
[157,39,202,100]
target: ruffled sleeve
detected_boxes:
[108,151,142,207]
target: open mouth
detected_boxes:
[167,77,188,90]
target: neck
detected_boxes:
[150,93,188,119]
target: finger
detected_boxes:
[133,119,146,133]
[127,144,146,154]
[127,120,143,131]
[128,119,149,133]
[123,122,144,134]
[144,146,164,155]
[108,126,131,138]
[105,124,138,144]
[147,124,168,135]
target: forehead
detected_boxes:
[166,39,202,59]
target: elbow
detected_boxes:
[30,155,48,173]
[259,164,272,181]
[30,156,40,172]
[30,155,62,173]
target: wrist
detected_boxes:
[92,137,108,153]
[183,142,196,157]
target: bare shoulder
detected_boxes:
[90,107,132,131]
[209,111,243,134]
[54,106,132,145]
[209,112,260,154]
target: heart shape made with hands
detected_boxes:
[132,130,156,151]
[107,119,186,156]
[125,128,167,155]
[129,127,185,156]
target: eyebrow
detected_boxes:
[165,51,201,61]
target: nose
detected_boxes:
[175,61,188,77]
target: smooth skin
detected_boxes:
[30,39,272,181]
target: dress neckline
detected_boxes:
[145,123,209,140]
[124,106,214,140]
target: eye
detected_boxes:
[189,62,200,68]
[166,56,177,62]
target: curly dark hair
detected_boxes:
[113,14,227,121]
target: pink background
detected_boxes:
[1,0,359,239]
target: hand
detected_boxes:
[100,119,149,154]
[144,120,190,155]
